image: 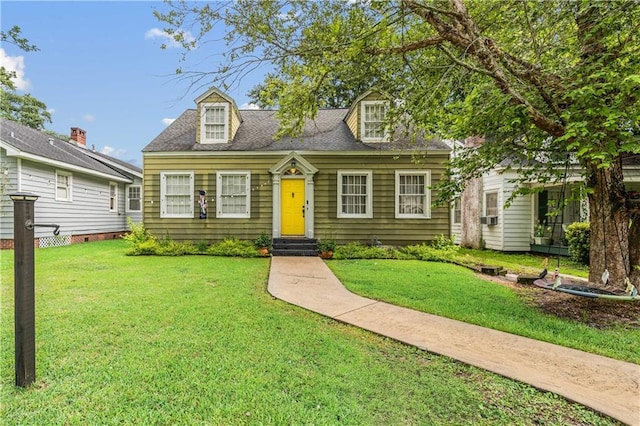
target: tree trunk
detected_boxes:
[586,161,633,291]
[628,205,640,288]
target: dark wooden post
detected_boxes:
[10,192,39,387]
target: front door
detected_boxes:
[281,179,305,236]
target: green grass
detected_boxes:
[327,260,639,364]
[453,248,589,278]
[0,241,619,425]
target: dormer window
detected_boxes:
[361,100,389,142]
[201,103,229,143]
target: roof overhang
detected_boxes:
[1,140,132,183]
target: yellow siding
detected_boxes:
[143,155,276,242]
[143,152,450,245]
[230,109,241,140]
[345,107,359,139]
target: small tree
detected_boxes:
[565,222,590,266]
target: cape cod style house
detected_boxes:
[0,118,143,249]
[141,88,452,247]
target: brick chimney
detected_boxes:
[70,127,86,147]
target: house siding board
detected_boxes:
[10,160,129,238]
[481,173,504,250]
[143,152,450,244]
[0,151,19,239]
[143,155,275,241]
[501,173,532,251]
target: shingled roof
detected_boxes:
[143,108,451,153]
[0,118,140,181]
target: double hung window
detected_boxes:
[160,172,194,218]
[361,101,389,142]
[337,171,372,218]
[395,171,430,218]
[217,171,250,218]
[201,103,228,143]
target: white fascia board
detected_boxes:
[1,141,132,183]
[142,149,451,158]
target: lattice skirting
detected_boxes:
[39,234,71,248]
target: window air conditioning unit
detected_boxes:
[480,216,499,225]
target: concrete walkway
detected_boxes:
[267,256,640,426]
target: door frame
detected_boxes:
[269,152,318,238]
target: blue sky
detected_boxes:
[1,1,265,167]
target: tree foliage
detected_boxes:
[155,0,640,289]
[0,25,51,130]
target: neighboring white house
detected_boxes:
[0,118,142,249]
[451,140,640,253]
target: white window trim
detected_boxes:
[216,171,251,219]
[109,182,118,213]
[55,170,72,202]
[126,184,142,213]
[453,197,461,224]
[160,171,194,218]
[485,191,499,217]
[337,170,373,219]
[395,170,431,219]
[200,102,229,144]
[360,100,390,142]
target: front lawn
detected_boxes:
[0,240,618,424]
[453,247,590,278]
[327,260,639,364]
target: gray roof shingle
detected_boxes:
[143,109,451,153]
[1,118,138,180]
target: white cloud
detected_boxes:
[47,108,56,114]
[83,114,96,123]
[145,27,195,48]
[240,102,260,110]
[100,145,126,158]
[0,47,30,90]
[162,118,176,126]
[101,146,114,156]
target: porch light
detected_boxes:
[289,159,297,174]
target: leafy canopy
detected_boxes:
[1,25,51,130]
[155,1,639,203]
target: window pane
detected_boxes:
[56,174,70,200]
[204,106,226,140]
[341,174,367,215]
[486,193,498,216]
[165,175,191,214]
[364,103,386,139]
[220,175,247,214]
[128,186,141,211]
[399,175,425,214]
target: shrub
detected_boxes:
[207,237,261,257]
[128,239,158,256]
[430,234,458,250]
[122,219,157,255]
[565,222,590,265]
[155,240,199,256]
[122,219,154,245]
[334,242,397,260]
[399,242,458,263]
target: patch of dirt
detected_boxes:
[478,273,640,329]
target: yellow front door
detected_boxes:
[281,179,305,235]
